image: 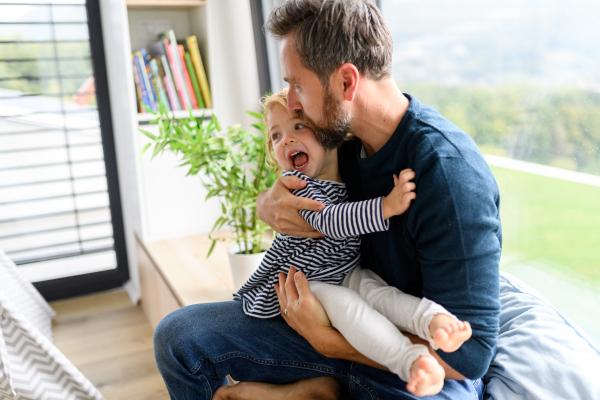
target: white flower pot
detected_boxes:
[227,240,271,291]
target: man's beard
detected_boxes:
[297,86,352,150]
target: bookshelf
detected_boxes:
[99,0,261,303]
[136,108,212,123]
[126,3,212,121]
[126,0,206,7]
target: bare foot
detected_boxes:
[406,355,445,397]
[429,314,472,353]
[212,376,339,400]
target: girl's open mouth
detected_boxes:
[289,151,309,172]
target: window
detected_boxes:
[0,0,128,299]
[381,0,600,342]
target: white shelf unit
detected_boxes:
[126,4,212,121]
[99,0,261,303]
[136,108,214,123]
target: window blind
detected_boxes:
[0,0,118,283]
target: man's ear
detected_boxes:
[337,63,360,102]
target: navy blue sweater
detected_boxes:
[338,94,501,379]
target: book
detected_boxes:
[148,41,180,111]
[131,55,144,113]
[134,51,157,111]
[163,30,192,109]
[186,35,212,108]
[185,51,204,109]
[139,48,158,111]
[132,54,150,112]
[158,56,180,111]
[150,58,171,112]
[178,44,198,109]
[162,38,189,109]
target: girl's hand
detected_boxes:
[382,169,416,220]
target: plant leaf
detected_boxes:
[212,113,222,132]
[207,239,217,258]
[246,111,262,119]
[138,143,151,162]
[140,129,157,140]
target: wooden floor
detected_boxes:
[50,290,169,400]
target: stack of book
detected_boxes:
[132,29,212,114]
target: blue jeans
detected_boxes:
[154,301,484,400]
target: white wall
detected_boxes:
[99,0,142,303]
[207,0,262,129]
[99,0,261,303]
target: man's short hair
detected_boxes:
[265,0,393,85]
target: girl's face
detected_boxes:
[267,104,338,181]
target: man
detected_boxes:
[153,1,501,399]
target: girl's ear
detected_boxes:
[337,63,360,102]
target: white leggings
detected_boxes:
[309,266,455,382]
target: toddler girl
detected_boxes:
[233,89,472,397]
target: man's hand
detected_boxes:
[257,175,326,238]
[274,267,338,355]
[273,267,465,379]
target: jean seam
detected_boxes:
[202,352,377,400]
[350,361,377,400]
[191,356,206,375]
[199,372,213,400]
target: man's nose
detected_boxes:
[287,88,302,114]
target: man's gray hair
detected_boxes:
[265,0,393,85]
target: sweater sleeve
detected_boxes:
[408,154,501,380]
[300,197,389,239]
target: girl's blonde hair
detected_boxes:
[261,88,354,174]
[261,88,289,174]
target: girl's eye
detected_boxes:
[294,124,306,130]
[271,133,281,140]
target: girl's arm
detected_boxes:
[299,197,388,239]
[300,169,416,239]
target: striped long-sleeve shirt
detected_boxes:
[233,170,389,318]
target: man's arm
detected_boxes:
[408,154,501,379]
[275,267,467,380]
[257,175,325,238]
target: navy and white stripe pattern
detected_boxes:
[234,170,389,318]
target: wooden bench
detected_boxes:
[136,231,272,329]
[136,233,236,329]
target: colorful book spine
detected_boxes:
[158,56,180,111]
[162,38,189,109]
[133,79,143,113]
[150,58,171,112]
[178,44,198,109]
[132,54,150,112]
[186,35,212,109]
[166,30,192,109]
[134,51,157,111]
[185,51,204,109]
[139,49,158,112]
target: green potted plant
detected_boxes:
[139,109,278,289]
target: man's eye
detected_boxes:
[294,124,306,130]
[294,85,301,92]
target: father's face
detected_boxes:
[280,33,351,150]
